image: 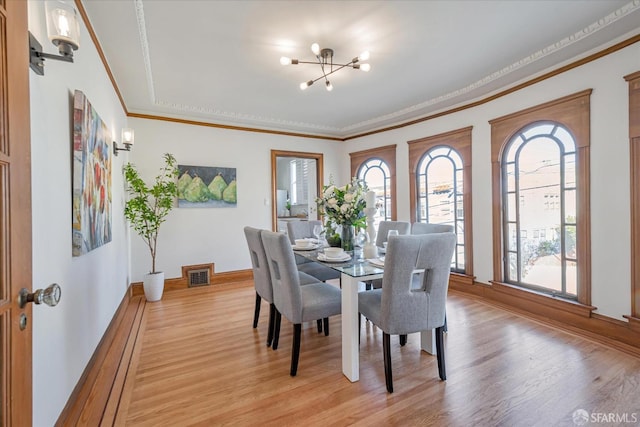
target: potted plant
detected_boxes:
[123,153,179,301]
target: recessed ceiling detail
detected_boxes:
[85,0,640,138]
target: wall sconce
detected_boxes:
[113,128,134,156]
[29,0,81,76]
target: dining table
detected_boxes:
[293,243,437,382]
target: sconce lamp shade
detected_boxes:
[114,128,135,156]
[121,128,135,146]
[45,0,80,56]
[30,0,80,75]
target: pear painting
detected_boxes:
[177,171,193,199]
[208,173,227,200]
[176,164,237,208]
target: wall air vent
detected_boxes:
[188,268,210,287]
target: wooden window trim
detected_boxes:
[489,90,592,305]
[408,127,473,276]
[624,71,640,322]
[349,144,397,220]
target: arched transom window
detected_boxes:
[357,158,391,224]
[502,122,577,298]
[416,146,465,272]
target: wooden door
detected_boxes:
[1,0,33,424]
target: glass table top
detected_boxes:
[294,247,384,278]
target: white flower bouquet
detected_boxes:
[316,177,368,230]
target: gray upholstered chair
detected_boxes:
[286,220,322,244]
[358,233,456,392]
[375,220,411,247]
[261,230,342,376]
[411,222,454,234]
[367,221,410,291]
[243,226,318,347]
[287,220,341,283]
[410,221,455,334]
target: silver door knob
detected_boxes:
[18,283,61,308]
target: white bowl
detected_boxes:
[295,239,312,248]
[324,247,344,258]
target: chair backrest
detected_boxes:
[380,233,456,334]
[243,226,273,303]
[411,222,454,234]
[375,221,411,247]
[261,230,304,323]
[287,220,323,244]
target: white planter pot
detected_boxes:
[143,272,165,302]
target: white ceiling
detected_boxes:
[81,0,640,139]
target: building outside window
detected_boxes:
[416,146,465,272]
[357,158,391,227]
[501,122,577,298]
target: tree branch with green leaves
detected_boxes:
[124,153,179,273]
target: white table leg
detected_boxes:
[420,329,436,355]
[341,273,360,382]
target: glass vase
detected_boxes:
[341,225,355,252]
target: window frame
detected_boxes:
[408,126,473,277]
[415,145,466,272]
[489,90,592,305]
[500,121,577,298]
[349,144,397,220]
[356,157,392,221]
[624,71,640,325]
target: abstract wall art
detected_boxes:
[72,90,112,256]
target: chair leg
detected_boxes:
[435,326,446,380]
[290,323,302,376]
[253,293,261,328]
[383,332,393,393]
[272,311,282,350]
[317,319,323,333]
[266,303,276,347]
[399,334,407,346]
[323,317,329,336]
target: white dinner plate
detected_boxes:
[292,244,318,251]
[318,253,351,262]
[367,257,385,267]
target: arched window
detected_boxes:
[349,145,397,220]
[502,122,577,298]
[416,146,465,272]
[357,158,391,224]
[490,90,591,306]
[409,127,473,279]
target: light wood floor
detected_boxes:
[109,281,640,426]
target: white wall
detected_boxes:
[344,39,639,321]
[126,118,345,281]
[28,2,129,425]
[26,0,638,422]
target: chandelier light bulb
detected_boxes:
[358,51,370,61]
[311,43,320,55]
[360,63,371,72]
[280,56,292,65]
[300,80,314,90]
[326,81,333,91]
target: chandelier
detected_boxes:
[280,43,371,91]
